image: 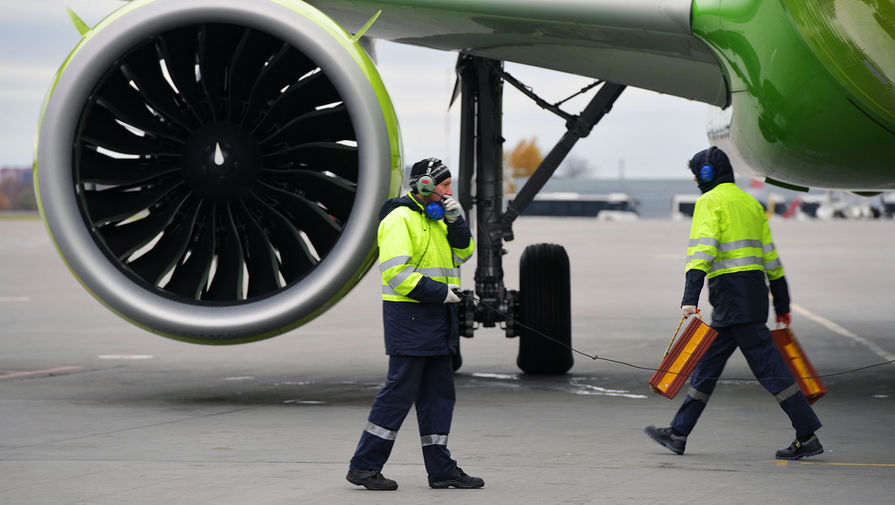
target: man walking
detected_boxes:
[645,147,823,460]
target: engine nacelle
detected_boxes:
[35,0,402,344]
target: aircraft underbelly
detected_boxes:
[307,0,730,106]
[436,39,725,106]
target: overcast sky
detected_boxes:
[1,0,715,179]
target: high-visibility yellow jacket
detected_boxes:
[377,194,474,355]
[686,183,784,280]
[683,183,789,326]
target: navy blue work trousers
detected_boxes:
[671,322,822,438]
[349,355,457,481]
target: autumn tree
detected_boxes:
[504,137,543,193]
[0,179,13,210]
[0,170,37,210]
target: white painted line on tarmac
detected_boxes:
[472,372,518,380]
[568,381,647,399]
[791,303,895,362]
[0,296,31,302]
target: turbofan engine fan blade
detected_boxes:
[36,0,402,343]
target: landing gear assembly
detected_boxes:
[454,55,625,374]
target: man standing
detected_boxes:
[346,158,484,490]
[645,147,823,460]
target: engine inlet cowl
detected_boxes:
[36,0,401,344]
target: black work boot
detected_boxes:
[775,435,823,460]
[644,425,687,455]
[346,468,398,490]
[429,467,485,489]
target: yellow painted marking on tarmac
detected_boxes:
[799,462,895,468]
[767,460,895,468]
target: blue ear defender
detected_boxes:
[425,202,444,220]
[699,147,716,182]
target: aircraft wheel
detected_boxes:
[516,243,573,374]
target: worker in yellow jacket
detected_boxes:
[347,158,482,490]
[645,147,823,460]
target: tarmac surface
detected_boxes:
[1,216,894,504]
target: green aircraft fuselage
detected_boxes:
[307,0,894,189]
[694,0,895,189]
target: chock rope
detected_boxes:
[463,293,895,383]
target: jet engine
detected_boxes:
[35,0,402,344]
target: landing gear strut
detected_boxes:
[454,55,625,374]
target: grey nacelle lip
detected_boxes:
[37,0,394,340]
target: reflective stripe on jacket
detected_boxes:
[379,196,474,303]
[686,183,784,281]
[377,194,474,355]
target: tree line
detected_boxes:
[504,137,592,193]
[0,168,37,211]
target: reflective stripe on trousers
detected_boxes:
[687,386,710,403]
[364,421,397,441]
[671,323,821,437]
[421,434,448,446]
[349,355,457,478]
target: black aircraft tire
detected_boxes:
[516,243,573,374]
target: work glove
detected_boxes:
[442,195,461,223]
[681,305,698,318]
[776,313,791,326]
[444,283,461,303]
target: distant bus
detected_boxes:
[672,194,699,220]
[883,193,895,218]
[673,192,791,219]
[509,192,637,218]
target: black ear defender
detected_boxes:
[699,146,716,183]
